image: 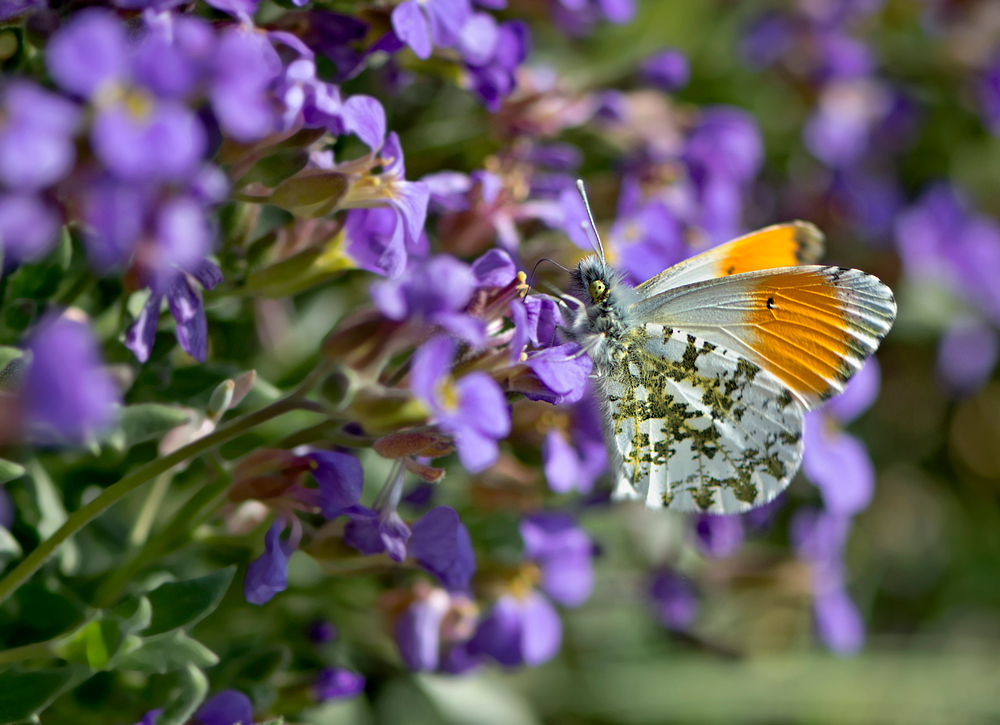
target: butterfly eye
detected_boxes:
[589,279,608,303]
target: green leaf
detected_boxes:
[0,347,23,371]
[240,148,310,188]
[269,170,348,218]
[0,459,24,485]
[157,664,208,725]
[119,404,192,448]
[145,567,235,635]
[4,231,71,301]
[116,630,219,674]
[0,526,21,568]
[0,666,83,724]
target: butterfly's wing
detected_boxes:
[629,265,896,407]
[600,265,895,513]
[636,221,824,296]
[601,324,804,514]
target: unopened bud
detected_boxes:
[403,458,446,483]
[320,368,358,409]
[374,429,454,459]
[207,379,235,419]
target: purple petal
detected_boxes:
[155,196,212,274]
[936,318,999,395]
[640,48,689,91]
[166,275,208,362]
[314,668,366,701]
[0,194,61,263]
[469,594,524,666]
[458,12,499,66]
[411,335,456,408]
[542,428,581,494]
[392,1,432,59]
[46,10,129,98]
[83,179,149,271]
[343,94,387,152]
[188,259,225,291]
[308,450,365,518]
[814,587,865,655]
[410,506,476,591]
[693,514,744,558]
[802,413,875,517]
[648,571,698,630]
[23,317,120,445]
[471,248,517,287]
[395,591,449,671]
[523,344,593,405]
[520,591,562,666]
[343,509,386,556]
[0,83,80,191]
[195,690,253,725]
[125,294,163,364]
[244,520,295,605]
[456,372,510,438]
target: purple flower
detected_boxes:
[342,133,430,277]
[803,79,890,168]
[306,619,338,643]
[791,509,864,655]
[518,344,594,405]
[471,248,517,288]
[411,336,511,473]
[640,48,690,91]
[22,317,119,445]
[194,690,253,725]
[395,587,451,671]
[521,513,595,607]
[648,570,698,630]
[468,591,561,666]
[740,12,793,68]
[550,0,635,35]
[410,506,477,591]
[308,450,365,519]
[693,514,744,558]
[132,710,162,725]
[342,463,410,562]
[610,179,686,284]
[0,195,62,264]
[391,0,472,60]
[371,255,484,342]
[936,318,999,395]
[244,517,302,605]
[541,394,607,495]
[895,183,1000,325]
[0,81,81,192]
[465,20,530,112]
[46,10,129,99]
[210,27,282,143]
[126,262,223,363]
[314,668,366,701]
[802,414,875,516]
[91,99,207,183]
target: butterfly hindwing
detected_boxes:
[629,265,896,408]
[635,221,825,296]
[601,324,804,514]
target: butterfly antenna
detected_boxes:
[576,179,607,274]
[526,257,572,294]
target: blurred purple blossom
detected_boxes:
[0,81,80,192]
[391,0,472,60]
[693,514,745,558]
[936,318,999,395]
[465,20,530,112]
[895,183,1000,324]
[542,394,607,495]
[468,591,561,666]
[314,668,366,701]
[791,509,864,655]
[371,255,484,342]
[194,690,253,725]
[648,570,698,630]
[0,195,62,264]
[132,710,162,725]
[640,48,690,91]
[308,450,365,519]
[521,512,595,607]
[411,336,510,472]
[410,506,477,591]
[22,317,119,445]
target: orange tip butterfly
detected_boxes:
[563,180,896,514]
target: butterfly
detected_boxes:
[561,182,896,514]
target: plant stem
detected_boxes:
[0,397,303,607]
[0,639,55,665]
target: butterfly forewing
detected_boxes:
[636,221,825,296]
[602,324,804,513]
[629,265,896,407]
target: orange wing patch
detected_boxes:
[717,221,824,277]
[743,266,890,402]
